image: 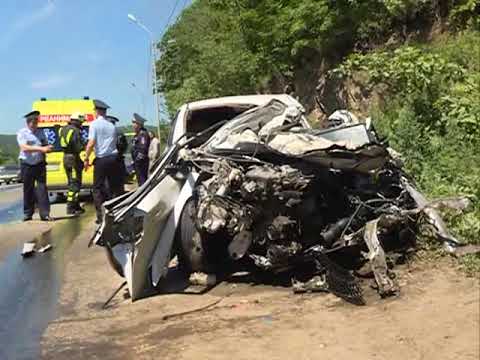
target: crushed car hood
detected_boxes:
[92,98,475,303]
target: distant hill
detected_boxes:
[0,123,171,165]
[0,134,19,165]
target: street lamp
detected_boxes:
[130,82,146,115]
[127,13,161,143]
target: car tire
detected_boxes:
[48,192,63,204]
[177,198,210,274]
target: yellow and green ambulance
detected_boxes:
[32,97,95,200]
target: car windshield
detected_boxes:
[40,126,89,152]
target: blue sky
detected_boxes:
[0,0,190,134]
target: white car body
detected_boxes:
[95,94,307,300]
[168,94,307,146]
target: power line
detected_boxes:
[163,0,181,33]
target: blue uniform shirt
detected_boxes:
[88,116,118,158]
[17,127,47,165]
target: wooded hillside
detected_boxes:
[157,0,480,271]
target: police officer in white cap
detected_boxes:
[84,100,123,224]
[60,111,86,215]
[131,113,150,186]
[16,110,53,221]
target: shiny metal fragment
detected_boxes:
[362,218,399,297]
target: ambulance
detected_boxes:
[32,97,95,200]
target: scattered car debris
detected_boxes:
[37,244,53,253]
[91,95,471,305]
[189,272,217,287]
[161,296,227,321]
[21,242,36,257]
[102,281,128,310]
[292,275,328,294]
[21,242,53,257]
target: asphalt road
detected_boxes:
[0,203,95,360]
[0,183,99,359]
[0,184,23,224]
[0,183,22,191]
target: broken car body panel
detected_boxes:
[94,95,471,303]
[96,95,308,300]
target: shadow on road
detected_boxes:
[0,209,94,360]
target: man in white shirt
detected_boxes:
[84,100,123,224]
[16,110,53,221]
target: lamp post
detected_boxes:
[127,13,161,143]
[130,82,146,115]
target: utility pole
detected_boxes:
[127,14,162,145]
[130,82,146,115]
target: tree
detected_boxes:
[158,0,260,115]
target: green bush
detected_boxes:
[449,0,480,30]
[383,105,480,274]
[336,32,480,272]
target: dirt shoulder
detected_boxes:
[41,235,479,360]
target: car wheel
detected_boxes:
[48,192,60,203]
[177,198,210,274]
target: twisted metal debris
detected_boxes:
[93,96,473,304]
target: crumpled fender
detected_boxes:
[127,174,183,299]
[150,173,199,287]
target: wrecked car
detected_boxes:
[92,94,470,304]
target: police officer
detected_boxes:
[60,111,86,215]
[16,110,53,221]
[131,113,150,186]
[84,100,123,224]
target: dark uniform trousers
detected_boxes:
[117,155,127,193]
[21,161,50,218]
[135,160,149,186]
[93,155,124,222]
[116,131,128,193]
[64,153,83,211]
[132,128,150,187]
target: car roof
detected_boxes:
[183,94,304,111]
